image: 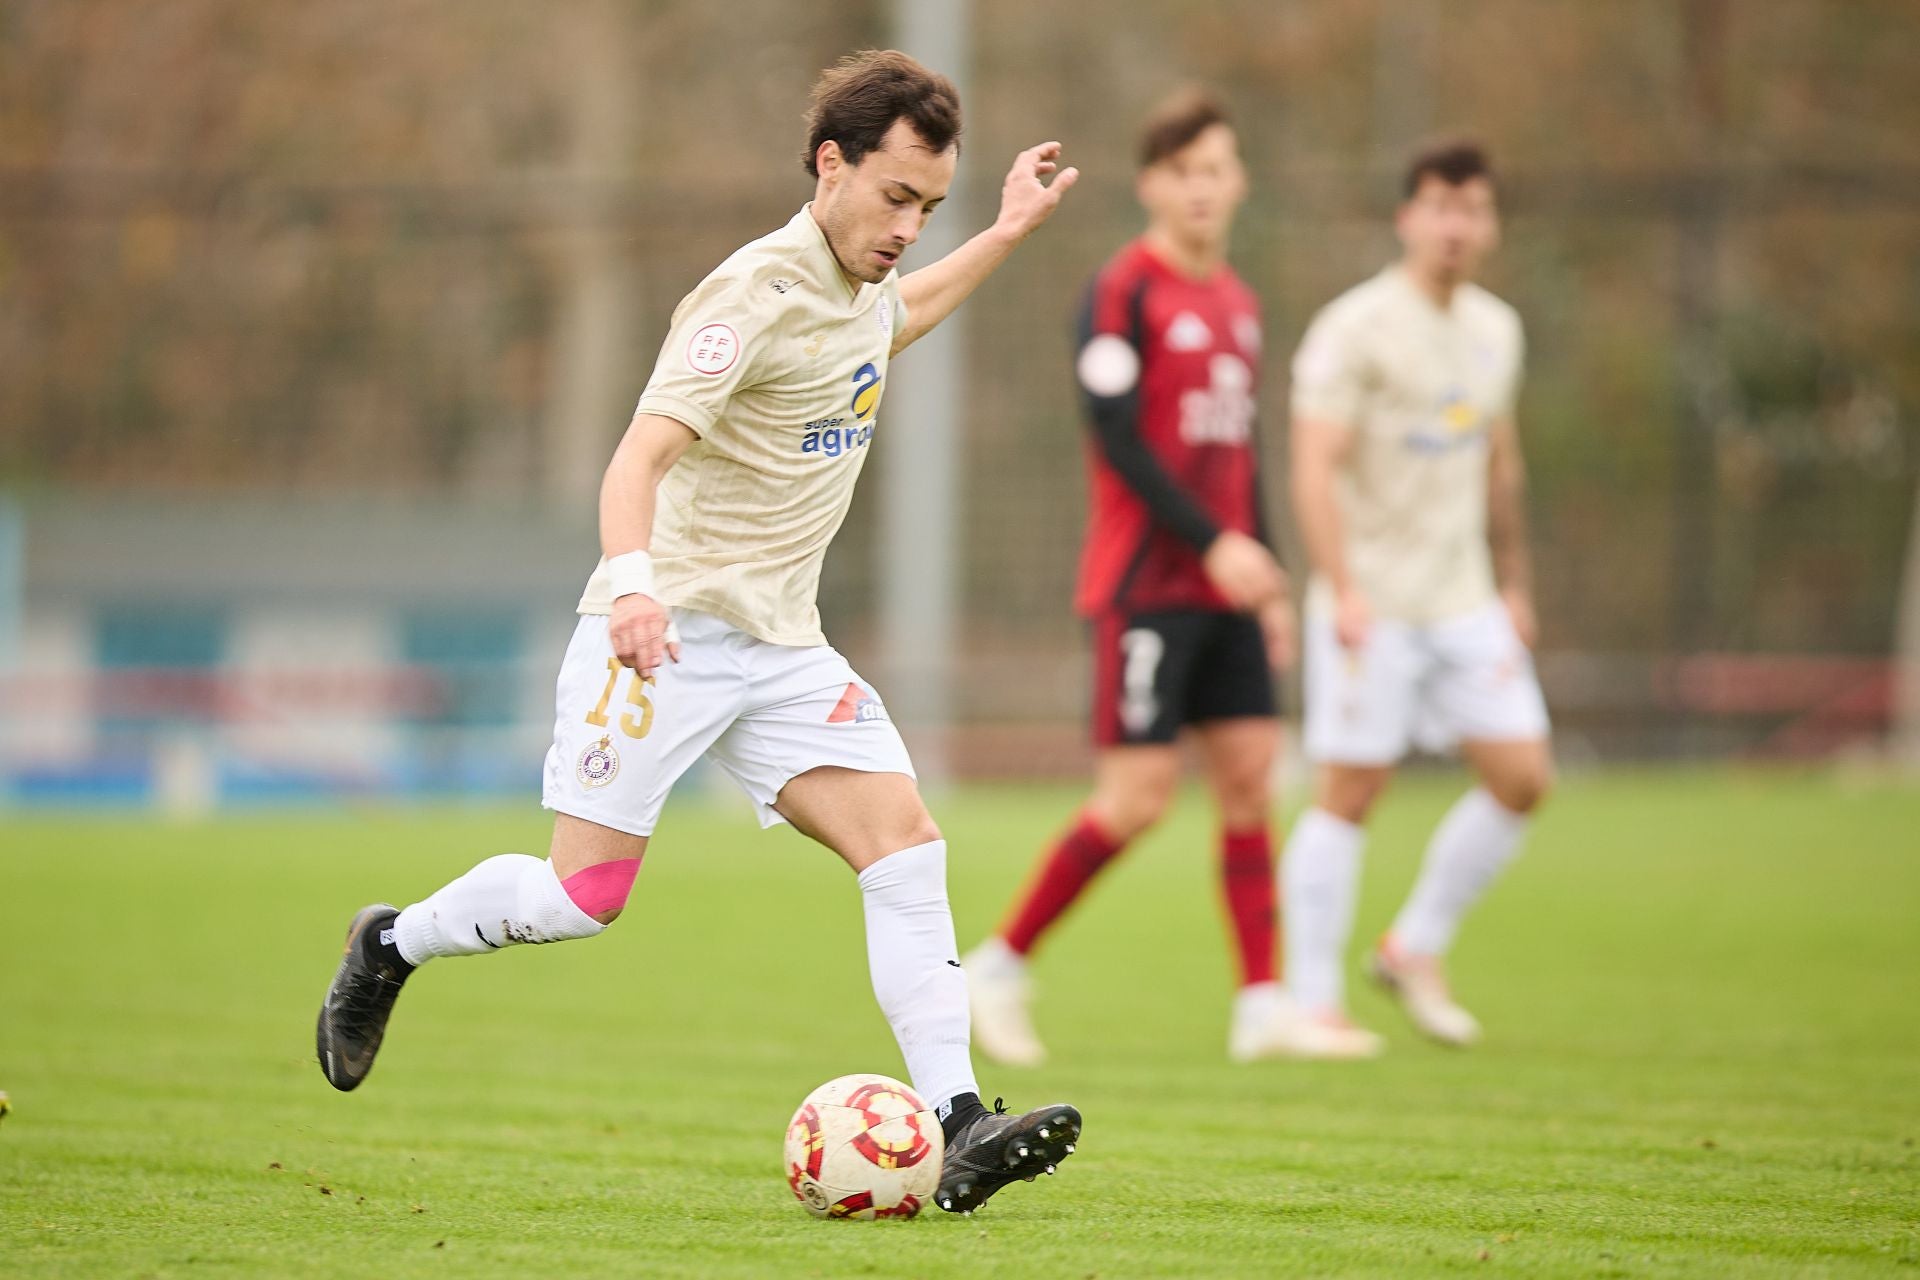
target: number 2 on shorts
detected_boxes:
[587,656,656,739]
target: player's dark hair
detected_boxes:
[1137,88,1231,169]
[1402,139,1494,199]
[802,50,962,178]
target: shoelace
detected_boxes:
[949,1099,1016,1170]
[331,968,399,1042]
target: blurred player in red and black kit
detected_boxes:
[965,91,1315,1064]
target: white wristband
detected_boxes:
[606,550,656,601]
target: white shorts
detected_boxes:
[540,610,915,837]
[1302,602,1550,766]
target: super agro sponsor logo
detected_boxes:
[801,363,883,458]
[1405,385,1489,454]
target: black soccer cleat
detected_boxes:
[936,1099,1082,1214]
[315,904,409,1092]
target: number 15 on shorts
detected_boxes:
[587,656,656,739]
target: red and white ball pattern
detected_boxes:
[784,1073,943,1220]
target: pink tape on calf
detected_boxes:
[561,858,641,917]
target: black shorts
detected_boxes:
[1090,609,1279,746]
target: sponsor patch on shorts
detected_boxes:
[827,681,889,725]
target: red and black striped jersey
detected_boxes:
[1072,238,1269,617]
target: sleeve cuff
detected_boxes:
[1289,394,1360,429]
[635,394,714,439]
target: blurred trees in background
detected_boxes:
[2,0,1914,662]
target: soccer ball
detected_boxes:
[784,1073,944,1220]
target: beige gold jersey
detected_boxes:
[577,205,904,646]
[1290,266,1524,623]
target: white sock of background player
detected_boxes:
[1281,808,1366,1015]
[1388,788,1529,957]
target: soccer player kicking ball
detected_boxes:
[963,92,1309,1066]
[315,51,1083,1214]
[1282,141,1552,1055]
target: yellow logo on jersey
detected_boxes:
[851,362,882,421]
[1440,387,1483,435]
[1406,386,1488,455]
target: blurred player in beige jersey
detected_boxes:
[1283,141,1552,1056]
[314,51,1085,1214]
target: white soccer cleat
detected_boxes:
[1369,939,1482,1047]
[963,937,1047,1068]
[1229,983,1385,1062]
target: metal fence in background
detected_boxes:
[3,0,1917,804]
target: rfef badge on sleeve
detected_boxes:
[686,323,740,376]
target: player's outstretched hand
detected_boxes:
[1203,530,1286,611]
[1333,585,1372,651]
[1501,586,1538,649]
[1258,600,1298,672]
[994,142,1080,241]
[610,592,681,678]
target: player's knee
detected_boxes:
[1111,802,1164,843]
[900,810,943,850]
[1489,766,1552,815]
[558,857,642,927]
[1093,780,1174,841]
[855,811,943,866]
[1214,767,1272,828]
[857,811,944,875]
[1316,769,1389,824]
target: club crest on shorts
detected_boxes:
[577,735,620,788]
[827,681,888,725]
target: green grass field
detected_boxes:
[4,770,1918,1277]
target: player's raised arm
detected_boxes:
[890,142,1079,355]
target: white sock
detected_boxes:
[1232,980,1288,1022]
[1390,788,1529,957]
[858,841,978,1110]
[393,853,606,966]
[1281,808,1366,1014]
[968,934,1026,980]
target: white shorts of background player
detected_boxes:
[1301,601,1550,766]
[542,610,914,838]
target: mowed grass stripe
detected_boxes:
[3,771,1916,1277]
